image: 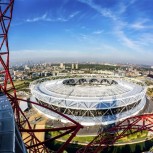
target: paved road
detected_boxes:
[22,108,47,152]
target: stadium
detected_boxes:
[30,77,147,126]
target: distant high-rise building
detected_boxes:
[63,65,65,70]
[25,65,30,70]
[72,63,78,70]
[72,63,74,69]
[75,63,78,69]
[60,63,64,69]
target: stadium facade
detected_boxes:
[30,78,146,126]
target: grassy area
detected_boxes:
[48,130,148,145]
[46,131,153,153]
[48,131,94,143]
[145,80,153,86]
[7,79,33,93]
[14,80,30,91]
[147,87,153,97]
[116,130,148,143]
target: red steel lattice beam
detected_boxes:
[78,114,153,153]
[1,1,153,153]
[0,1,83,153]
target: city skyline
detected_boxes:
[9,0,153,65]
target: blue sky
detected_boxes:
[9,0,153,65]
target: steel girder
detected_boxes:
[30,78,146,125]
[77,113,153,153]
[1,1,152,153]
[0,1,82,153]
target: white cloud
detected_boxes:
[137,33,153,46]
[113,20,143,52]
[130,19,153,30]
[77,0,139,51]
[26,13,50,22]
[26,11,80,23]
[79,34,89,40]
[118,3,127,14]
[78,0,152,52]
[78,0,117,20]
[118,0,137,14]
[131,22,145,30]
[9,48,153,65]
[115,29,138,49]
[92,30,103,35]
[69,11,80,18]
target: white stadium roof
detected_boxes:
[30,78,147,125]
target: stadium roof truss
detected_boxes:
[30,78,146,125]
